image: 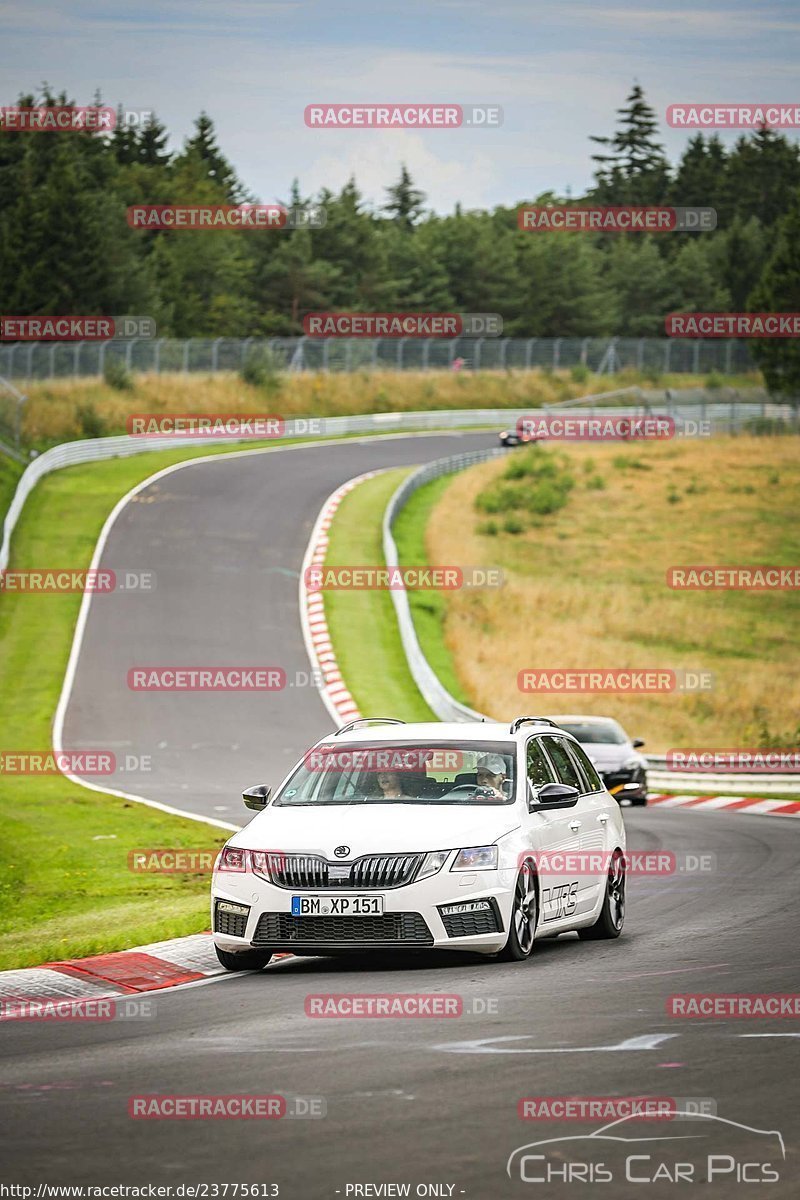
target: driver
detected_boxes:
[475,753,508,800]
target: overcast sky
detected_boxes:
[2,0,799,213]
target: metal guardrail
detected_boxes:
[383,447,507,722]
[381,448,800,787]
[2,388,796,575]
[0,335,759,380]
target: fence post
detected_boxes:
[397,338,406,370]
[664,339,671,374]
[49,343,57,379]
[724,339,733,375]
[580,337,589,366]
[692,339,701,374]
[422,338,431,370]
[636,338,645,370]
[26,343,35,380]
[125,339,137,371]
[183,340,190,373]
[211,337,222,372]
[525,338,535,369]
[372,338,381,369]
[154,338,164,374]
[98,341,106,377]
[553,338,561,369]
[474,338,483,370]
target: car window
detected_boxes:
[541,736,582,790]
[526,737,555,792]
[564,738,604,793]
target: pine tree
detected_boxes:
[180,112,242,201]
[590,84,670,204]
[748,191,800,396]
[383,165,426,230]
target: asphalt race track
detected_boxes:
[60,431,497,819]
[3,432,798,1197]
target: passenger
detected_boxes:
[475,754,508,801]
[376,769,405,799]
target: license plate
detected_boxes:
[291,895,384,916]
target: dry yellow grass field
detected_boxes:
[19,368,758,445]
[425,436,800,751]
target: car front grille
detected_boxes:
[214,903,248,938]
[257,853,423,890]
[253,912,433,946]
[440,904,501,938]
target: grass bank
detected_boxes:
[321,470,436,722]
[0,436,349,970]
[424,437,800,751]
[19,368,760,449]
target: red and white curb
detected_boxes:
[0,934,229,1012]
[300,470,383,727]
[0,933,297,1012]
[649,793,800,817]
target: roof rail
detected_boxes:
[334,717,407,737]
[509,716,561,734]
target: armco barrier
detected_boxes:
[381,449,800,792]
[1,386,789,574]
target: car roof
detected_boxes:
[326,721,515,745]
[546,714,622,725]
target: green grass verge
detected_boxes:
[1,435,376,970]
[0,452,23,528]
[391,475,472,706]
[322,470,437,722]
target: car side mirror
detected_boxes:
[243,784,271,811]
[529,782,580,811]
[632,739,645,749]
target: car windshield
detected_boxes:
[274,741,517,806]
[557,721,628,745]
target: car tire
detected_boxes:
[630,795,648,807]
[214,945,273,972]
[496,860,538,962]
[578,848,625,940]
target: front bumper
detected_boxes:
[211,865,513,956]
[603,768,647,802]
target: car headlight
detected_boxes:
[417,850,449,881]
[216,846,247,873]
[451,845,498,872]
